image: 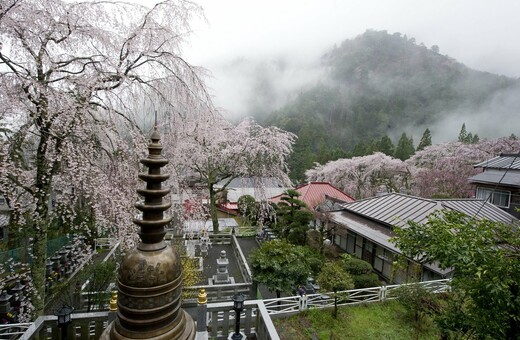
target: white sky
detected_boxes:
[184,0,520,77]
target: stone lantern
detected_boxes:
[10,280,25,311]
[0,290,12,315]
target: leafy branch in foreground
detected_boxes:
[393,210,520,339]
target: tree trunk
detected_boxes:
[507,283,519,339]
[31,226,48,316]
[31,187,51,316]
[208,183,219,233]
[334,294,338,318]
[31,129,54,316]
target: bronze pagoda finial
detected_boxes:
[101,126,195,339]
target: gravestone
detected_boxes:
[208,250,235,285]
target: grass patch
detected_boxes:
[274,301,440,340]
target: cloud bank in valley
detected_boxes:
[164,0,520,138]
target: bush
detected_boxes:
[301,246,325,277]
[339,254,381,288]
[341,256,373,275]
[237,195,258,225]
[391,283,439,326]
[352,273,381,288]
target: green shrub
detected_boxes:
[237,195,258,226]
[301,246,325,277]
[352,273,381,288]
[341,256,373,275]
[391,283,439,326]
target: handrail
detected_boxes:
[231,235,253,283]
[14,278,450,339]
[18,301,281,340]
[262,278,451,315]
[20,312,109,340]
[0,322,32,338]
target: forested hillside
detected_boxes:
[261,30,519,181]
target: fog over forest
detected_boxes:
[179,0,520,143]
[201,44,519,144]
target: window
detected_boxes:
[476,187,511,208]
[334,234,347,250]
[346,233,355,254]
[354,234,363,258]
[334,234,341,246]
[0,197,5,205]
[374,246,394,280]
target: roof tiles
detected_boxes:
[474,154,520,170]
[270,182,354,208]
[341,193,517,227]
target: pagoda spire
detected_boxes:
[101,126,195,339]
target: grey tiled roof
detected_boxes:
[330,211,397,252]
[439,199,516,224]
[216,177,283,189]
[329,210,452,276]
[474,154,520,170]
[341,193,517,228]
[340,194,438,228]
[468,171,520,186]
[332,193,517,276]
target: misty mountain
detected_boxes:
[259,30,520,181]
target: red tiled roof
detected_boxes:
[270,182,355,209]
[221,202,238,210]
[217,202,239,216]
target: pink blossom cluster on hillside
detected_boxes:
[306,137,520,199]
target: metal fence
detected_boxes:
[0,235,72,271]
[46,235,72,256]
[263,278,451,316]
[4,279,450,339]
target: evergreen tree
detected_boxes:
[274,189,313,245]
[352,141,369,157]
[352,139,377,157]
[376,135,395,156]
[394,133,415,161]
[458,123,480,144]
[249,240,311,299]
[289,137,315,182]
[458,123,468,143]
[417,128,432,151]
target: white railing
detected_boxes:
[206,300,280,340]
[11,279,450,339]
[231,235,253,283]
[18,312,109,340]
[18,300,281,340]
[262,295,301,315]
[0,323,32,339]
[263,279,451,316]
[94,238,118,250]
